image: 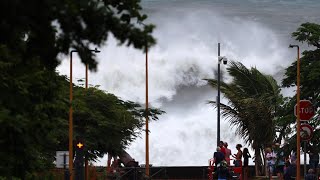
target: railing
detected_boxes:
[208,158,215,180]
[119,167,136,179]
[150,167,167,179]
[116,166,169,180]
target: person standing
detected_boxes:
[274,143,285,180]
[216,160,230,180]
[266,147,276,179]
[305,168,317,180]
[232,144,243,167]
[219,141,226,156]
[214,147,225,167]
[224,142,232,166]
[243,148,251,180]
[288,149,297,179]
[308,146,319,170]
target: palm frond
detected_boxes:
[206,61,280,149]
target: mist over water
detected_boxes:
[57,0,320,166]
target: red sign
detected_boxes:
[294,100,315,121]
[300,124,313,141]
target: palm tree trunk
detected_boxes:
[254,149,261,176]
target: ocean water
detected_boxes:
[57,0,320,166]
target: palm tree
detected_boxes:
[206,61,282,175]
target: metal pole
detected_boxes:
[64,153,67,169]
[217,43,221,146]
[296,46,301,179]
[145,45,150,177]
[85,63,88,180]
[84,49,99,180]
[69,49,99,180]
[69,50,77,180]
[304,140,306,177]
[290,45,301,179]
[289,44,301,178]
[85,64,88,89]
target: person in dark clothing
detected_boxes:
[213,146,226,179]
[213,146,225,167]
[243,148,251,167]
[284,160,294,180]
[274,143,285,180]
[243,148,251,180]
[308,146,319,170]
[305,168,317,180]
[216,160,230,180]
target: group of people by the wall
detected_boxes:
[265,143,287,179]
[212,141,251,180]
[265,143,319,180]
[213,141,319,180]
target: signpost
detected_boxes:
[300,123,314,177]
[293,100,315,178]
[294,100,315,121]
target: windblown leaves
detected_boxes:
[206,61,281,150]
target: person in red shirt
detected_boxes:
[219,141,226,156]
[224,142,232,166]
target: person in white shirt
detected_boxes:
[266,147,276,179]
[290,150,297,164]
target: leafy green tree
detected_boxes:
[70,86,164,160]
[206,61,282,176]
[0,0,155,70]
[283,22,320,101]
[281,22,320,151]
[0,68,163,178]
[0,0,156,178]
[0,45,69,178]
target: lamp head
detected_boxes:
[223,58,227,65]
[93,48,100,53]
[289,44,298,48]
[219,56,228,65]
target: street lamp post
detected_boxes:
[217,43,227,146]
[289,44,301,179]
[69,50,77,180]
[84,48,100,180]
[69,48,100,180]
[139,22,150,178]
[85,48,101,89]
[145,44,150,177]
